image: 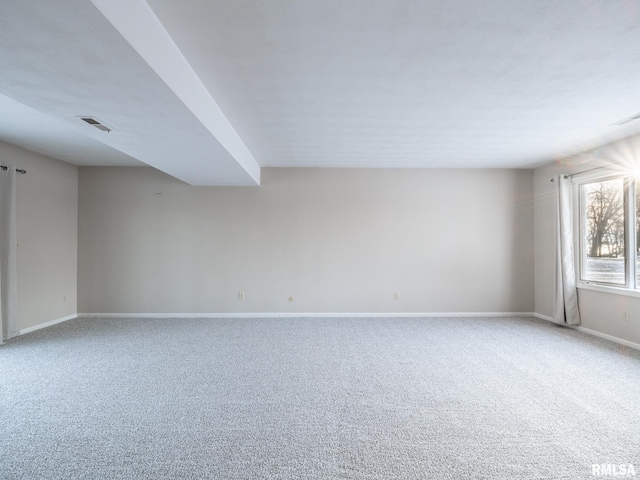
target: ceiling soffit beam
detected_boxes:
[89,0,261,185]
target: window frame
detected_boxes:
[574,171,638,294]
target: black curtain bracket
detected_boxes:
[0,166,26,174]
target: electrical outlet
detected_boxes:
[394,292,399,300]
[623,312,630,321]
[238,291,245,300]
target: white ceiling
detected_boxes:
[2,1,640,185]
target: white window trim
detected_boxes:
[577,282,640,299]
[573,169,639,296]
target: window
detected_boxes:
[580,178,626,285]
[577,173,640,291]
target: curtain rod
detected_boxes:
[550,163,621,182]
[0,165,26,174]
[563,164,610,179]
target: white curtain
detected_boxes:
[553,175,581,326]
[0,166,19,343]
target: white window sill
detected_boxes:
[577,282,640,299]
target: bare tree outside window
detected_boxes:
[582,179,625,284]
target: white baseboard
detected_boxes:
[534,312,640,351]
[572,326,640,351]
[534,313,554,322]
[78,312,537,319]
[19,314,78,335]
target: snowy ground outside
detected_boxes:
[585,257,631,284]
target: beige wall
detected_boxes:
[0,141,78,331]
[78,167,534,314]
[534,133,640,345]
[9,124,640,340]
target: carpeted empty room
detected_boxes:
[2,316,640,479]
[5,1,640,479]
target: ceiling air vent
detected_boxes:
[610,112,640,126]
[78,116,112,132]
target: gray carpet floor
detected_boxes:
[1,316,640,479]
